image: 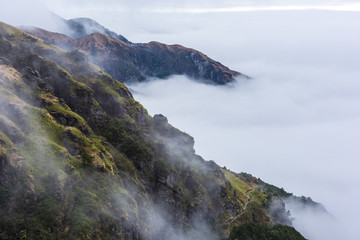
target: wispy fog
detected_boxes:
[130,70,360,240]
[127,10,360,240]
[285,196,344,239]
[1,0,360,239]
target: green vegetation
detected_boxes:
[260,183,292,201]
[99,117,153,169]
[227,223,306,240]
[222,170,251,193]
[249,189,267,205]
[222,169,252,206]
[238,200,270,225]
[0,22,307,240]
[45,103,91,134]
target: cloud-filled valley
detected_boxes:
[127,10,360,240]
[130,71,360,239]
[1,0,360,239]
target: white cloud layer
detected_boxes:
[1,1,360,239]
[127,9,360,240]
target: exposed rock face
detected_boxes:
[0,22,311,240]
[22,25,247,84]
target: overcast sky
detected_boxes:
[1,1,360,239]
[1,0,360,33]
[45,0,360,12]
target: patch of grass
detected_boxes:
[238,201,271,226]
[46,103,91,134]
[125,98,146,119]
[227,223,306,240]
[0,129,12,148]
[222,169,251,205]
[39,109,65,143]
[249,190,267,206]
[65,127,116,173]
[222,170,251,193]
[36,91,61,105]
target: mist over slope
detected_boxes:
[128,10,360,240]
[61,17,132,43]
[0,21,317,239]
[130,69,359,240]
[1,0,358,238]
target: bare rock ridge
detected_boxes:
[0,21,323,239]
[21,18,247,84]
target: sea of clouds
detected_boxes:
[126,10,360,240]
[1,1,360,239]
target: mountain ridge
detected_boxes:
[0,21,322,240]
[21,22,246,84]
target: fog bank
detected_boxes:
[1,0,359,239]
[128,10,360,240]
[131,70,360,240]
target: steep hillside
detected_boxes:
[21,26,245,84]
[0,22,312,240]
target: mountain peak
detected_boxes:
[23,26,245,84]
[64,17,132,44]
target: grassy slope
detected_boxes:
[0,22,303,240]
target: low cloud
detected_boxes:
[285,196,344,240]
[129,65,360,240]
[130,69,360,239]
[110,181,218,240]
[1,1,359,239]
[125,8,360,240]
[140,203,218,240]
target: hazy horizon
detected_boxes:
[1,1,359,239]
